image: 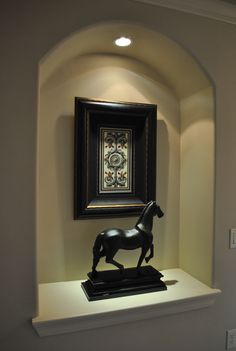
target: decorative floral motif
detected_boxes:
[99,128,132,193]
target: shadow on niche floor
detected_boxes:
[164,280,178,286]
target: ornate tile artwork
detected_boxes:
[99,128,132,193]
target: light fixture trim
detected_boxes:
[114,36,132,47]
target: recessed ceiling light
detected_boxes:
[114,36,132,47]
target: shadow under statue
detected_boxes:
[82,201,167,301]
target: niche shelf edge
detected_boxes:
[32,268,221,337]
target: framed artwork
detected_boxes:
[74,97,157,218]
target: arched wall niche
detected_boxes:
[37,21,214,286]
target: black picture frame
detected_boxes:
[74,97,157,219]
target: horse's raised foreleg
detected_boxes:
[145,244,154,263]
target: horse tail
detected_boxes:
[93,233,104,259]
[92,233,104,274]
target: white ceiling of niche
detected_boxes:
[40,22,211,99]
[42,53,173,96]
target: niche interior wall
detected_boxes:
[37,22,214,286]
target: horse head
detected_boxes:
[151,201,164,218]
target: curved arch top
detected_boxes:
[40,20,212,99]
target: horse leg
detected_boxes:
[105,249,124,273]
[92,255,100,276]
[92,249,106,275]
[137,247,149,274]
[145,244,154,263]
[99,249,106,257]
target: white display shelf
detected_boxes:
[32,268,221,337]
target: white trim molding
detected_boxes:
[132,0,236,25]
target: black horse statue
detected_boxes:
[92,201,164,275]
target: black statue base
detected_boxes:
[81,266,167,301]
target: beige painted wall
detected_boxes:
[180,87,214,285]
[38,54,180,282]
[1,1,236,350]
[38,33,213,285]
